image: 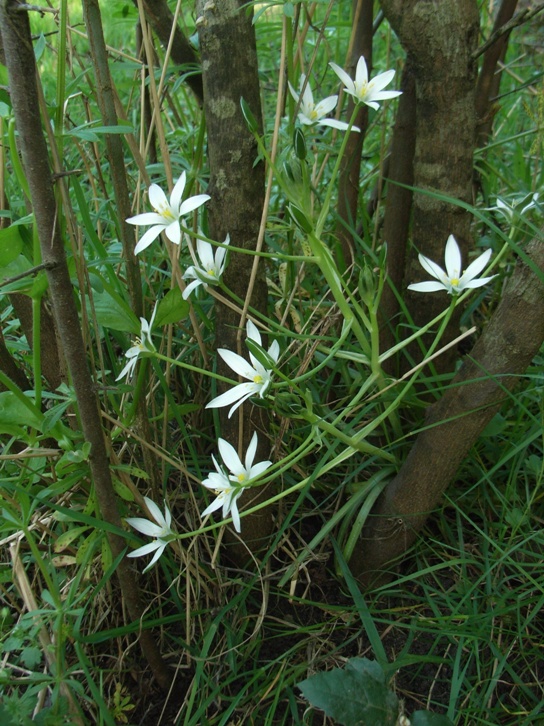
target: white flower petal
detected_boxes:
[248,460,272,479]
[201,496,225,517]
[460,276,497,290]
[368,69,396,93]
[148,184,169,211]
[407,281,448,293]
[314,95,338,117]
[125,517,163,537]
[329,62,354,93]
[144,497,168,529]
[142,543,167,573]
[444,235,462,279]
[245,431,258,472]
[182,279,202,299]
[268,339,280,364]
[134,225,165,255]
[170,172,187,213]
[205,382,259,410]
[164,220,182,245]
[246,319,262,346]
[218,437,244,476]
[179,194,211,217]
[229,494,242,532]
[461,248,493,283]
[217,348,257,380]
[127,540,163,559]
[126,212,166,226]
[418,253,446,282]
[318,118,358,132]
[355,56,369,86]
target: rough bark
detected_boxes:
[350,236,544,587]
[0,0,171,689]
[196,0,272,559]
[379,59,416,374]
[381,0,480,373]
[134,0,203,103]
[335,0,373,267]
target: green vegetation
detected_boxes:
[0,1,542,724]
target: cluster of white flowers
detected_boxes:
[121,56,500,572]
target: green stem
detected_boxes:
[301,409,396,463]
[315,105,361,238]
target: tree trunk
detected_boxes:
[196,0,272,559]
[379,59,416,375]
[381,0,480,373]
[350,236,544,586]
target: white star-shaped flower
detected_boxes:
[206,320,280,418]
[127,172,210,255]
[126,497,175,573]
[182,235,230,299]
[329,56,401,110]
[489,193,540,221]
[407,234,497,295]
[288,74,358,132]
[201,432,272,532]
[116,303,158,381]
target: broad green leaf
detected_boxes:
[91,289,138,333]
[298,658,399,726]
[0,225,23,267]
[0,392,43,435]
[0,254,32,291]
[155,287,189,326]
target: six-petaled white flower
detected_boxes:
[126,497,175,573]
[206,320,280,418]
[489,193,540,221]
[182,235,230,299]
[116,303,158,381]
[408,234,497,296]
[201,432,272,532]
[288,74,358,132]
[329,56,401,110]
[127,172,210,255]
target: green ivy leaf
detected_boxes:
[298,657,399,726]
[0,225,23,267]
[91,290,138,333]
[155,287,189,326]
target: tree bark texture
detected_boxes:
[0,0,171,689]
[196,0,272,557]
[380,0,480,373]
[350,237,544,587]
[379,59,416,375]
